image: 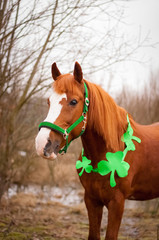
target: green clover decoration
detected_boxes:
[76,149,93,176]
[76,114,141,187]
[121,114,141,151]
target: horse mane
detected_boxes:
[85,80,128,152]
[53,74,129,152]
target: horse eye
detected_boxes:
[69,99,78,106]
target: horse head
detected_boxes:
[35,62,88,160]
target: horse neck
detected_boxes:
[81,127,109,167]
[81,81,127,166]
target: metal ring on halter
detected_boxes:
[85,97,89,106]
[63,130,68,140]
[82,112,87,120]
[60,150,65,155]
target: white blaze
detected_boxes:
[45,91,66,123]
[35,89,66,159]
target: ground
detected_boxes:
[0,190,159,240]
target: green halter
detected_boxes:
[39,82,89,154]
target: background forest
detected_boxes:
[0,0,159,209]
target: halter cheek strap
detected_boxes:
[38,82,89,154]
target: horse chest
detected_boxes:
[79,173,116,202]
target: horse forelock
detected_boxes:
[85,81,128,152]
[53,73,84,98]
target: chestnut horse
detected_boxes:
[35,62,159,240]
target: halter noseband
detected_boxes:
[38,82,89,154]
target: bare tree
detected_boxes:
[0,0,98,199]
[0,0,109,199]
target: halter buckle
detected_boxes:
[63,130,68,140]
[82,113,87,130]
[82,123,86,131]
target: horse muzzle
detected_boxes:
[43,139,60,159]
[35,128,61,160]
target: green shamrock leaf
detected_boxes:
[121,115,141,151]
[97,151,130,187]
[76,150,93,176]
[97,160,111,176]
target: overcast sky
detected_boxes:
[100,0,159,94]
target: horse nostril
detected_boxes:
[44,150,49,157]
[44,139,52,156]
[46,139,52,147]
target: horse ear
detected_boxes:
[51,62,61,80]
[73,62,83,83]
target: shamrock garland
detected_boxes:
[76,114,141,187]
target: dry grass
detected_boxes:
[0,193,159,240]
